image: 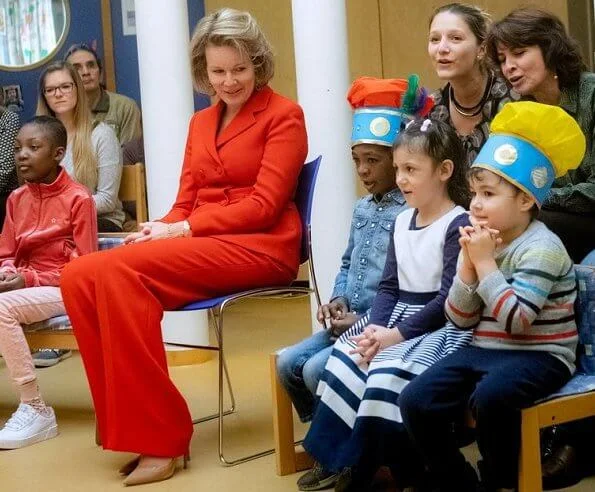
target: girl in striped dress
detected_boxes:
[301,119,473,491]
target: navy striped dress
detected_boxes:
[303,207,473,474]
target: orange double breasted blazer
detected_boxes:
[160,85,309,275]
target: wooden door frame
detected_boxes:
[567,0,594,71]
[100,0,117,91]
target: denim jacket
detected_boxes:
[330,188,407,314]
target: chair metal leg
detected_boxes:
[186,293,312,466]
[192,351,236,424]
[216,299,274,466]
[192,308,236,424]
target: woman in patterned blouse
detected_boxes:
[0,103,19,228]
[427,3,517,167]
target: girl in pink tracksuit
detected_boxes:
[0,116,97,449]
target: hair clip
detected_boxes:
[405,119,415,129]
[420,119,432,132]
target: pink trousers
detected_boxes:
[0,287,65,388]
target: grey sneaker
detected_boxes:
[297,462,339,491]
[0,403,58,449]
[32,349,72,368]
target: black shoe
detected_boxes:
[541,425,566,462]
[297,462,340,491]
[333,468,354,492]
[542,444,582,490]
[334,467,376,492]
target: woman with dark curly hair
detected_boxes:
[487,7,595,265]
[488,9,595,488]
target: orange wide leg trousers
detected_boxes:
[60,236,294,456]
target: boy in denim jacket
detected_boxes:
[277,151,405,422]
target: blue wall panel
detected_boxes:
[0,0,209,122]
[0,1,104,121]
[109,0,210,113]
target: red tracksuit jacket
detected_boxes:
[0,167,98,287]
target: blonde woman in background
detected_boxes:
[35,61,122,368]
[37,61,123,233]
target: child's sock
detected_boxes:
[19,380,52,417]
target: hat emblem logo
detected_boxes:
[531,167,549,188]
[369,117,391,137]
[493,144,518,165]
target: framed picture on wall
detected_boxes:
[122,0,136,36]
[2,84,24,113]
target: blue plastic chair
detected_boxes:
[168,156,324,466]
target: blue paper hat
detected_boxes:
[473,134,554,205]
[472,102,585,206]
[351,107,408,147]
[347,76,434,148]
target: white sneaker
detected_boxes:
[0,403,58,449]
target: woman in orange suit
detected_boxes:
[60,8,308,486]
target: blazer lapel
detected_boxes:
[216,86,272,148]
[203,103,224,164]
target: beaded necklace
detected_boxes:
[449,72,494,118]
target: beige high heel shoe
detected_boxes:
[122,454,190,486]
[118,456,141,476]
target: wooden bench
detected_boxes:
[269,265,595,488]
[518,264,595,492]
[270,352,314,475]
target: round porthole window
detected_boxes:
[0,0,70,71]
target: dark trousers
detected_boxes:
[399,346,571,490]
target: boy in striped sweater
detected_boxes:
[399,102,587,492]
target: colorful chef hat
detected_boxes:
[471,101,586,206]
[348,75,434,147]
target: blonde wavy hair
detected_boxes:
[190,8,274,95]
[36,61,98,192]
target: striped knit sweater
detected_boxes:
[446,220,578,372]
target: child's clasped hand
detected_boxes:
[317,299,359,340]
[349,324,405,365]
